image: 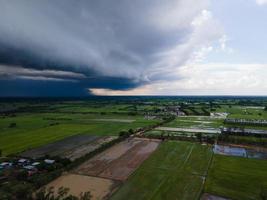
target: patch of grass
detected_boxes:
[111,141,212,200]
[0,124,92,155]
[205,154,267,200]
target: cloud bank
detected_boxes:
[256,0,267,5]
[90,63,267,96]
[0,0,223,96]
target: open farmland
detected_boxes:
[20,134,99,158]
[1,97,267,199]
[111,141,213,200]
[43,137,160,200]
[20,135,117,159]
[0,112,159,155]
[0,124,95,156]
[204,155,267,200]
[165,116,224,129]
[74,138,160,181]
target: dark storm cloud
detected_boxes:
[0,77,141,97]
[0,0,212,96]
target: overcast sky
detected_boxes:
[0,0,267,96]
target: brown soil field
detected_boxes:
[45,174,119,200]
[74,138,160,181]
[63,136,118,161]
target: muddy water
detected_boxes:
[214,144,267,159]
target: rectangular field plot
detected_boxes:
[63,136,118,161]
[21,134,117,160]
[204,155,267,200]
[111,141,213,200]
[21,134,100,158]
[1,124,95,156]
[45,174,119,200]
[74,138,160,181]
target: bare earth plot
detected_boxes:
[21,134,100,158]
[45,138,160,200]
[99,139,160,180]
[45,174,119,200]
[63,136,118,161]
[74,138,161,181]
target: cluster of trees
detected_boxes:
[0,157,70,199]
[9,122,17,128]
[0,186,92,200]
[195,133,216,144]
[162,115,175,123]
[119,129,134,138]
[180,107,210,116]
[35,187,92,200]
[238,100,262,106]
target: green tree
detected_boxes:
[128,129,134,135]
[0,190,12,200]
[260,186,267,200]
[9,122,16,128]
[195,133,203,142]
[12,182,33,199]
[16,170,28,181]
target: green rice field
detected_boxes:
[111,141,213,200]
[204,154,267,200]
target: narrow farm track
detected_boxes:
[196,147,214,200]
